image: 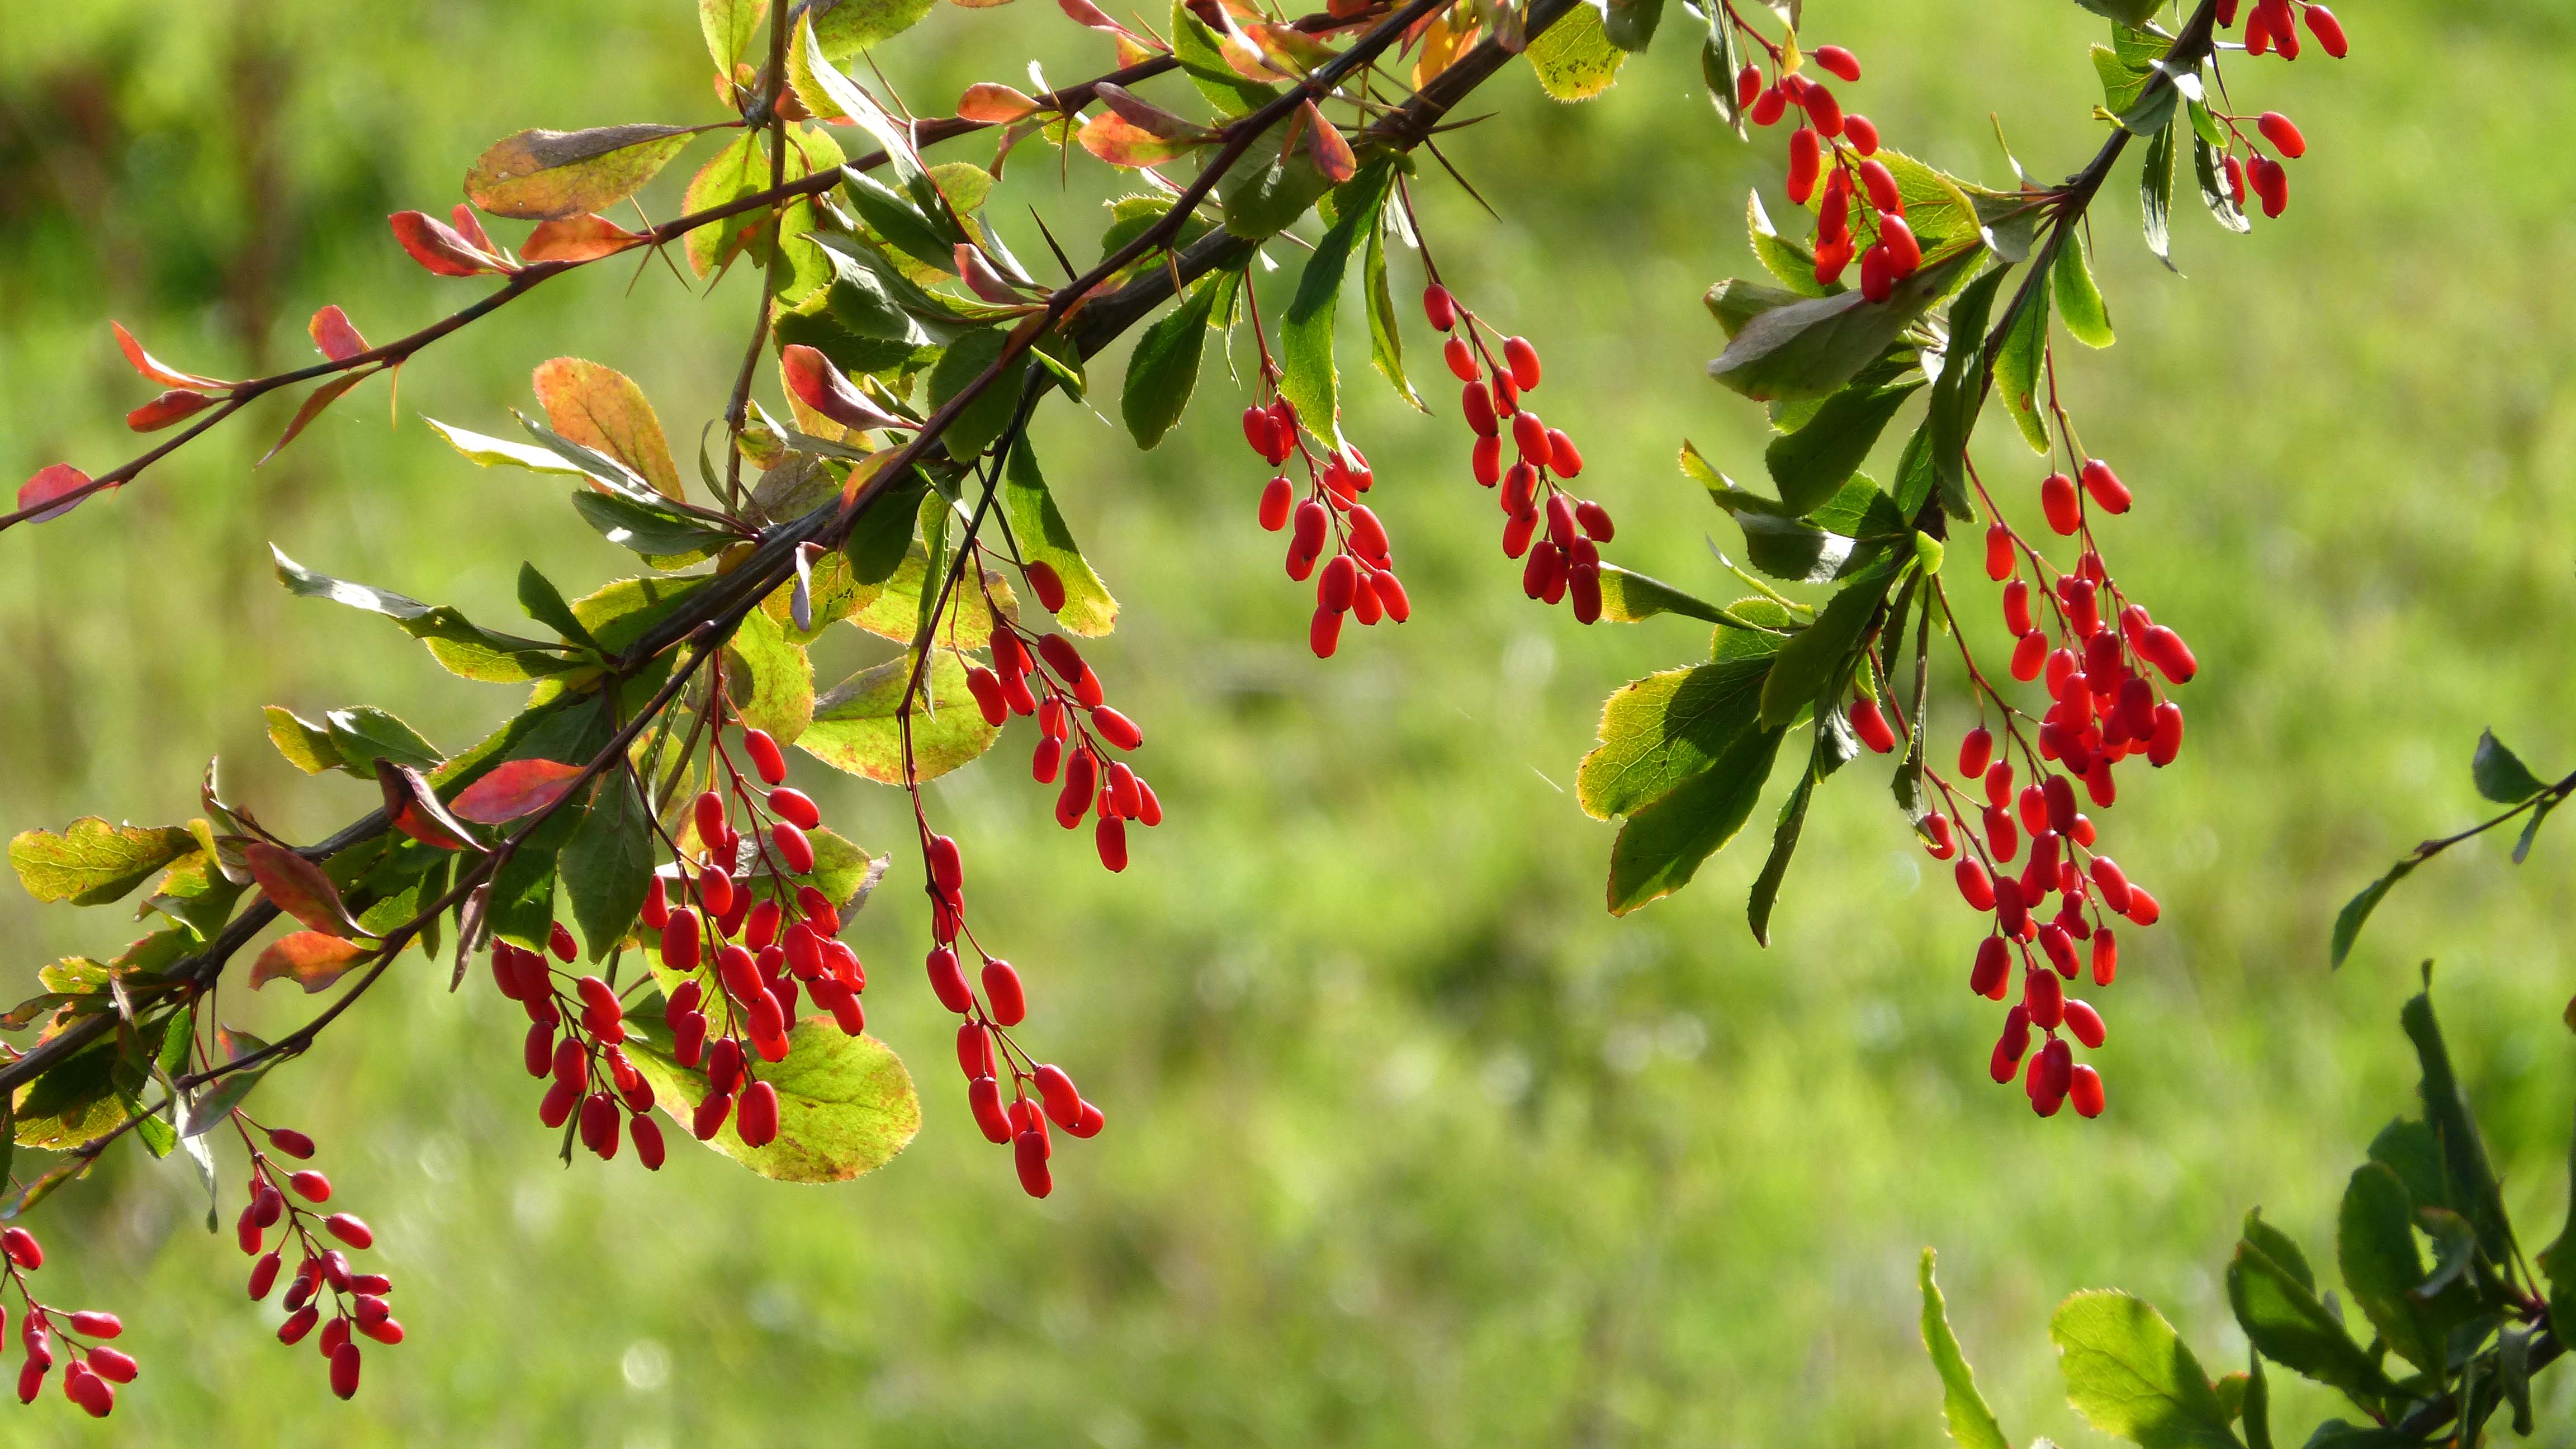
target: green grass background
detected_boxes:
[3,1,2574,1442]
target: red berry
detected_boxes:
[1310,605,1343,660]
[2091,929,2119,987]
[1969,937,2010,999]
[2067,1064,2106,1119]
[2079,458,2131,514]
[1878,215,1920,276]
[2139,625,2198,684]
[2063,999,2106,1050]
[1735,63,1761,111]
[1954,860,1995,912]
[1801,82,1843,138]
[1422,284,1456,331]
[1014,1128,1053,1197]
[1858,244,1894,302]
[2040,472,2081,535]
[324,1214,374,1249]
[641,875,670,931]
[1812,44,1861,83]
[288,1170,331,1203]
[1025,560,1067,613]
[267,1127,316,1159]
[1859,162,1903,216]
[925,946,972,1014]
[2257,111,2307,159]
[1844,113,1879,155]
[2305,4,2347,58]
[1849,698,1896,754]
[1443,335,1480,383]
[766,787,821,831]
[738,1080,780,1147]
[771,821,816,874]
[1784,127,1821,205]
[67,1311,120,1340]
[329,1341,362,1400]
[1749,84,1787,127]
[742,727,787,785]
[2023,965,2064,1030]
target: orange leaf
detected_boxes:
[243,841,367,938]
[309,305,370,362]
[111,320,231,391]
[958,83,1040,123]
[125,389,217,433]
[1077,113,1205,169]
[521,214,647,263]
[257,372,370,467]
[449,759,587,825]
[531,357,683,498]
[781,345,907,433]
[449,203,502,255]
[1301,102,1356,183]
[16,464,98,524]
[249,931,371,993]
[389,211,509,277]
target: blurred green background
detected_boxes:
[4,1,2574,1443]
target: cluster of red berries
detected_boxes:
[2222,0,2346,61]
[642,722,870,1148]
[965,623,1160,873]
[232,1126,395,1400]
[1736,44,1925,300]
[1238,394,1414,657]
[1,1227,136,1416]
[1420,285,1616,620]
[493,926,669,1166]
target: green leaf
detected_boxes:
[2399,987,2515,1264]
[2225,1237,2394,1405]
[810,0,937,61]
[1606,724,1784,916]
[1926,266,2008,520]
[2367,1117,2451,1220]
[570,490,735,562]
[1764,376,1922,515]
[1580,653,1779,822]
[517,563,602,651]
[263,707,344,775]
[465,124,700,222]
[2336,1162,2446,1371]
[487,789,586,953]
[723,605,816,747]
[1697,10,1747,138]
[12,1038,136,1150]
[1918,1249,2010,1449]
[2049,1290,2243,1449]
[1280,162,1399,439]
[324,706,442,776]
[2241,1353,2272,1449]
[2328,858,2414,970]
[1995,274,2053,453]
[1003,439,1117,637]
[1747,192,1834,299]
[1603,0,1664,51]
[2539,1106,2576,1348]
[2470,729,2547,803]
[1593,566,1752,628]
[845,471,927,586]
[923,327,1020,462]
[2191,127,2251,236]
[1123,277,1220,449]
[2241,1208,2317,1294]
[798,649,999,785]
[560,773,651,962]
[626,1016,920,1181]
[1527,3,1626,101]
[2140,120,2177,272]
[842,167,956,274]
[10,819,197,906]
[1759,567,1897,729]
[1358,225,1424,413]
[1215,144,1336,240]
[2053,238,2116,348]
[1172,3,1276,115]
[2513,797,2558,864]
[272,547,577,684]
[1749,722,1830,946]
[423,417,591,476]
[1708,248,1976,403]
[700,0,770,72]
[682,130,765,278]
[846,540,1019,650]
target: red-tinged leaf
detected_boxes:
[111,321,231,391]
[463,124,700,221]
[1078,112,1206,169]
[958,83,1040,122]
[531,358,684,498]
[375,761,482,852]
[782,345,909,432]
[242,841,367,939]
[16,464,98,524]
[257,372,370,467]
[520,214,648,263]
[1058,0,1147,43]
[449,203,501,255]
[125,389,217,433]
[1248,20,1341,74]
[449,759,588,825]
[309,305,369,362]
[390,211,509,277]
[1093,83,1205,140]
[949,0,1015,8]
[1302,101,1356,183]
[249,932,371,993]
[956,244,1025,304]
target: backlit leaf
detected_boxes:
[248,932,371,993]
[1123,277,1220,449]
[1919,1249,2010,1449]
[243,841,367,938]
[11,819,197,907]
[626,1015,919,1180]
[532,357,684,499]
[799,649,999,784]
[466,125,700,221]
[2049,1290,2242,1449]
[1527,3,1625,101]
[1281,161,1398,439]
[1002,440,1116,636]
[449,759,588,825]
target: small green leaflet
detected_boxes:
[2141,119,2178,273]
[1995,276,2053,454]
[1122,276,1221,449]
[1278,162,1399,441]
[1003,440,1118,637]
[1917,1250,2009,1449]
[1361,220,1425,412]
[2053,238,2116,347]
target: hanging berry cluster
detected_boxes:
[1237,365,1414,657]
[1735,43,1926,300]
[638,716,873,1152]
[231,1126,394,1400]
[1,1228,136,1416]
